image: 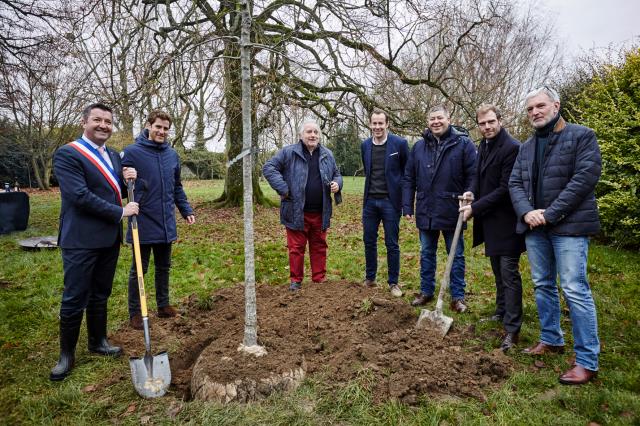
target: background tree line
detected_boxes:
[0,1,638,247]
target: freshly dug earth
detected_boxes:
[112,280,512,404]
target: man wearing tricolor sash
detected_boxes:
[51,103,139,381]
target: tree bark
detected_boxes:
[213,5,268,208]
[239,0,263,353]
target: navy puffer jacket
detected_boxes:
[509,117,601,236]
[402,126,477,230]
[262,142,342,231]
[122,130,193,244]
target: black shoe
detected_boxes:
[500,332,519,352]
[411,293,434,306]
[86,306,122,357]
[50,313,83,381]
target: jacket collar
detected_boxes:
[482,127,508,146]
[479,127,508,173]
[294,140,325,159]
[552,116,567,133]
[136,129,168,150]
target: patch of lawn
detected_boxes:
[0,178,638,424]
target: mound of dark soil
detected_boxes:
[112,280,511,403]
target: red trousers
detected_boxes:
[286,211,327,283]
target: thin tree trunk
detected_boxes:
[239,0,263,354]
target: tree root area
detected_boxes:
[111,280,512,404]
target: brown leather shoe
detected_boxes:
[500,332,519,352]
[129,314,143,330]
[411,293,434,306]
[450,299,467,313]
[522,342,565,355]
[363,279,376,288]
[559,365,597,385]
[157,305,178,318]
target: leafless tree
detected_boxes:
[2,0,562,195]
[0,48,88,189]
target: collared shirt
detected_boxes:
[82,135,114,169]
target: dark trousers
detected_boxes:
[286,212,327,283]
[489,254,523,333]
[60,242,120,318]
[362,197,400,285]
[128,243,172,317]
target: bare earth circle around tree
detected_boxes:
[112,280,512,404]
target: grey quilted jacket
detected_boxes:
[509,117,601,236]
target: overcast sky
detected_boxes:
[542,0,640,60]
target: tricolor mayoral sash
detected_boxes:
[68,138,123,205]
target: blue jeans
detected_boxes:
[419,229,466,300]
[362,197,400,285]
[526,229,600,371]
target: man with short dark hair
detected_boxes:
[460,104,525,351]
[361,109,409,297]
[403,105,476,312]
[509,86,601,385]
[263,120,342,291]
[52,103,139,380]
[122,110,195,330]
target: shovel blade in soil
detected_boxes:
[129,351,171,398]
[416,309,453,337]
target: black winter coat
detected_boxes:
[469,128,525,256]
[508,117,601,236]
[402,126,476,230]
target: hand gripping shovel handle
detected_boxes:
[127,180,148,319]
[434,196,471,314]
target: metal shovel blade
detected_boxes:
[416,308,453,337]
[129,351,171,398]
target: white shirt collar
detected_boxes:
[372,133,388,146]
[81,134,106,150]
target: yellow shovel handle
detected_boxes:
[131,224,148,317]
[127,179,148,318]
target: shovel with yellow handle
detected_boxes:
[127,180,171,398]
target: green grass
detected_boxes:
[1,177,639,425]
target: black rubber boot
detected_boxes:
[50,313,83,381]
[86,306,122,357]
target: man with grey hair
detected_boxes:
[402,104,476,312]
[509,86,601,385]
[263,120,342,291]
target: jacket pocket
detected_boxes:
[439,191,459,199]
[280,199,294,223]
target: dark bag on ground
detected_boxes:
[0,192,29,234]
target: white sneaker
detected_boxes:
[390,284,403,297]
